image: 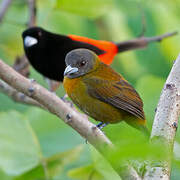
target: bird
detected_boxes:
[22,26,175,87]
[63,48,149,136]
[22,26,118,84]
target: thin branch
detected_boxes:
[13,0,37,78]
[13,55,30,78]
[116,31,178,53]
[144,54,180,179]
[137,4,147,37]
[0,79,44,108]
[0,0,12,23]
[27,0,36,27]
[146,32,178,43]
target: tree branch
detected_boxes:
[27,0,37,27]
[13,0,37,79]
[13,55,30,78]
[0,59,143,179]
[0,79,44,108]
[144,54,180,179]
[116,31,177,53]
[0,0,12,23]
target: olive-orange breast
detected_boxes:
[63,75,128,124]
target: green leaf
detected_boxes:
[48,144,84,172]
[0,111,41,175]
[68,164,104,180]
[90,146,122,180]
[55,0,113,19]
[26,108,84,157]
[0,170,13,180]
[16,145,84,180]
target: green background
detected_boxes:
[0,0,180,179]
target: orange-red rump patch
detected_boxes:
[69,34,118,65]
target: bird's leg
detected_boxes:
[85,121,107,144]
[96,122,103,128]
[99,123,109,129]
[96,122,109,129]
[60,94,74,107]
[60,93,68,101]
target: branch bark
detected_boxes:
[13,0,37,79]
[13,55,30,78]
[0,0,12,23]
[144,54,180,179]
[0,79,44,108]
[116,31,177,53]
[27,0,36,27]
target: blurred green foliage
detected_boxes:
[0,0,180,179]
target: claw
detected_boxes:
[61,94,74,107]
[96,122,109,129]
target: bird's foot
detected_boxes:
[60,94,68,101]
[84,122,109,144]
[96,122,109,129]
[60,94,74,108]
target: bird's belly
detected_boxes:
[70,84,125,124]
[80,100,124,124]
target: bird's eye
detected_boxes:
[80,60,86,67]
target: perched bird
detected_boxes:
[22,26,175,86]
[22,26,118,83]
[63,48,149,136]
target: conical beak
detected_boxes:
[64,65,78,76]
[24,36,38,47]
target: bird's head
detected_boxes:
[22,26,46,48]
[64,48,100,79]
